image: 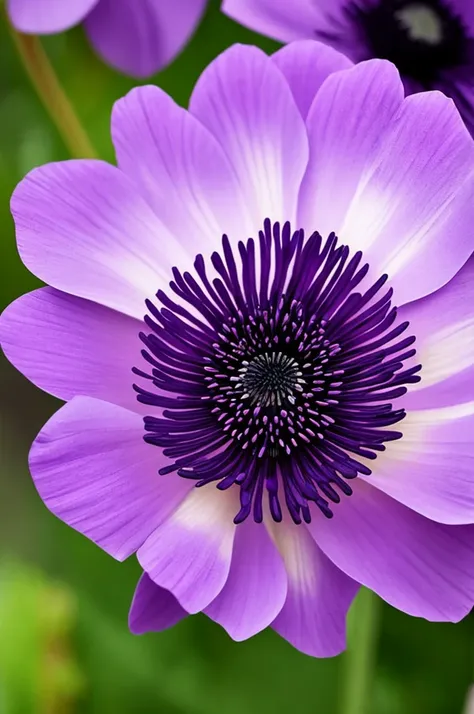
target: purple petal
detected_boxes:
[448,0,474,34]
[222,0,319,43]
[362,403,474,525]
[7,0,99,33]
[112,85,253,256]
[399,256,474,411]
[138,486,238,613]
[29,397,193,560]
[311,0,379,63]
[129,573,188,635]
[11,160,189,320]
[401,75,424,96]
[270,520,359,657]
[272,40,353,121]
[84,0,208,78]
[339,90,474,305]
[205,520,287,641]
[309,480,474,622]
[298,59,404,244]
[0,287,146,413]
[189,44,309,227]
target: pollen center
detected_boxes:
[238,352,302,407]
[352,0,469,85]
[396,3,443,45]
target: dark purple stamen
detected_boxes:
[134,220,421,525]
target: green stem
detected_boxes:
[8,21,97,159]
[340,588,381,714]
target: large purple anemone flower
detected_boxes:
[223,0,474,134]
[7,0,208,78]
[2,42,474,657]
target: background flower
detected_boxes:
[222,0,474,134]
[2,39,474,664]
[7,0,209,77]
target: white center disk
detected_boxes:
[396,3,444,45]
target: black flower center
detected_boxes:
[237,352,302,407]
[355,0,469,85]
[134,220,421,525]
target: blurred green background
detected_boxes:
[1,1,474,712]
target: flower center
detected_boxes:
[134,220,421,525]
[237,352,303,407]
[396,3,443,44]
[352,0,469,85]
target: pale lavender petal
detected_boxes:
[339,91,474,304]
[272,41,353,121]
[0,288,146,413]
[222,0,319,42]
[29,397,193,561]
[309,480,474,621]
[129,573,188,635]
[205,520,287,641]
[190,44,309,227]
[11,160,190,320]
[85,0,208,78]
[298,60,404,241]
[7,0,99,33]
[138,486,237,613]
[362,403,474,525]
[270,520,358,657]
[399,256,474,410]
[112,85,253,256]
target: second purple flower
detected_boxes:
[224,0,474,134]
[8,0,209,78]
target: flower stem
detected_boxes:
[340,588,381,714]
[8,22,97,159]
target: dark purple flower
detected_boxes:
[2,42,474,657]
[223,0,474,134]
[7,0,208,77]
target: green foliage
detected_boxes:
[0,561,84,714]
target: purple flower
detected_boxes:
[223,0,474,134]
[7,0,208,78]
[2,41,474,657]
